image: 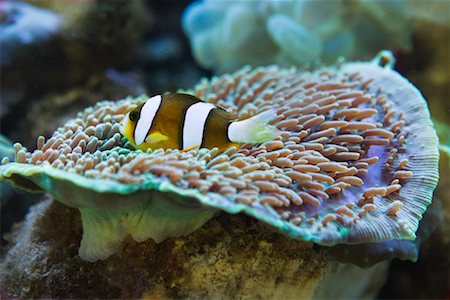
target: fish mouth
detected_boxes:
[119,113,128,135]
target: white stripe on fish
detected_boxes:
[134,95,162,145]
[182,102,215,150]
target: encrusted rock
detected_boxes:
[0,198,389,299]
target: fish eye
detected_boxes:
[129,111,139,122]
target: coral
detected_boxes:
[0,1,61,66]
[0,135,16,205]
[0,135,37,248]
[0,55,439,262]
[0,135,14,161]
[0,198,389,299]
[406,0,450,26]
[435,119,450,161]
[182,0,412,72]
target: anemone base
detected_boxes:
[78,192,216,262]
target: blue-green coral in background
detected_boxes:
[182,0,412,72]
[0,1,61,66]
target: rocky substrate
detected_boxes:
[0,198,388,299]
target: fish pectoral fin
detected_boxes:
[181,144,200,152]
[145,131,169,144]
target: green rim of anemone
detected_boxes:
[0,161,329,243]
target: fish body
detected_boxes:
[120,93,279,152]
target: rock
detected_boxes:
[0,198,389,299]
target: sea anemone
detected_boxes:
[0,54,439,262]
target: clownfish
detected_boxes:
[120,93,280,152]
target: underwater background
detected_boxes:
[0,0,449,299]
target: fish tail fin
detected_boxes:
[228,109,280,144]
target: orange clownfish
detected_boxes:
[120,93,280,152]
